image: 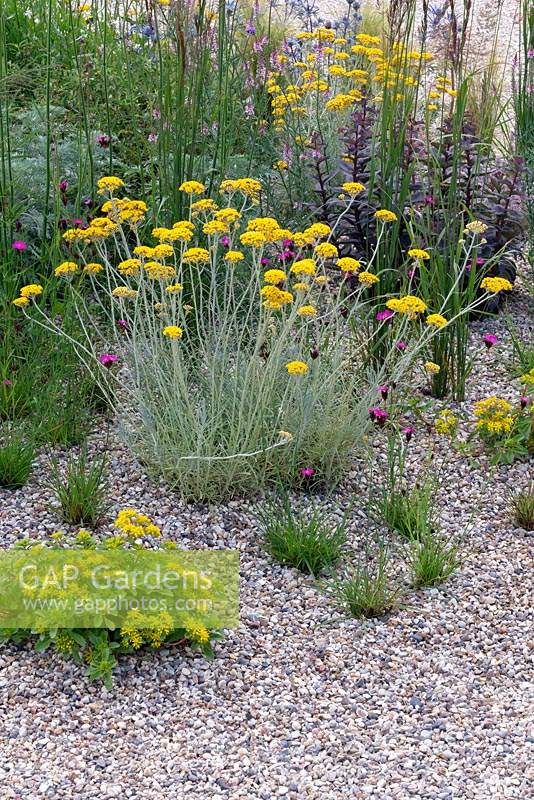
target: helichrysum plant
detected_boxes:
[257,493,348,576]
[15,175,487,501]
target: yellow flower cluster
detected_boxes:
[386,295,427,319]
[435,409,458,435]
[408,248,430,260]
[336,257,360,272]
[358,271,379,287]
[426,313,447,329]
[520,368,534,385]
[115,508,161,537]
[260,285,293,310]
[286,360,308,375]
[186,622,210,644]
[474,396,514,435]
[163,325,183,339]
[480,277,513,294]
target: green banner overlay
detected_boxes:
[0,550,239,629]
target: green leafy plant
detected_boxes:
[406,531,462,588]
[331,547,402,619]
[509,482,534,531]
[370,429,438,540]
[258,493,348,576]
[46,446,108,525]
[0,433,34,488]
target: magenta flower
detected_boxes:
[483,334,498,349]
[520,396,530,410]
[117,319,128,332]
[98,353,119,368]
[260,257,270,266]
[376,309,394,322]
[378,384,389,400]
[395,340,407,351]
[147,132,158,144]
[402,426,415,442]
[220,235,231,248]
[476,257,485,266]
[2,379,13,386]
[11,240,27,251]
[424,195,434,206]
[369,407,388,427]
[96,134,111,147]
[299,467,315,478]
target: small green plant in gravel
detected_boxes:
[509,482,534,531]
[0,433,34,488]
[46,446,108,525]
[406,531,462,589]
[370,427,438,540]
[258,493,347,576]
[331,548,402,619]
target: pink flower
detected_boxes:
[378,384,389,400]
[98,353,119,368]
[148,132,158,143]
[483,334,498,349]
[11,240,27,251]
[395,340,407,351]
[97,134,111,147]
[520,396,530,410]
[369,407,388,427]
[299,467,315,478]
[2,379,13,386]
[220,235,230,248]
[376,309,394,322]
[402,426,414,442]
[260,257,269,266]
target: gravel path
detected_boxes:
[0,259,533,798]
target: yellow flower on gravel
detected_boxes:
[474,396,514,434]
[426,313,448,328]
[424,361,441,374]
[163,325,183,339]
[20,284,43,298]
[374,209,398,223]
[186,623,210,644]
[314,242,338,259]
[480,277,513,293]
[435,409,458,435]
[341,182,365,196]
[408,248,430,260]
[12,296,29,307]
[178,180,206,195]
[55,261,78,277]
[115,508,160,537]
[224,250,245,262]
[519,368,534,385]
[264,269,286,285]
[182,247,210,263]
[297,305,317,317]
[336,257,360,272]
[358,271,379,287]
[285,360,308,375]
[290,259,316,276]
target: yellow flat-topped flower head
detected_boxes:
[426,313,447,328]
[336,257,360,272]
[480,277,513,293]
[314,242,338,259]
[179,180,206,195]
[97,176,124,194]
[224,250,245,262]
[341,182,365,196]
[408,248,430,260]
[297,305,317,317]
[163,325,183,339]
[12,296,29,307]
[424,361,441,374]
[358,271,379,287]
[264,269,287,285]
[374,209,398,223]
[182,247,210,264]
[55,261,78,277]
[285,360,308,375]
[20,284,43,298]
